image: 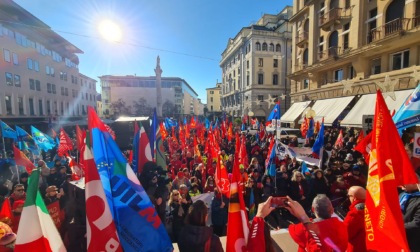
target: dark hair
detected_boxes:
[185,200,207,226]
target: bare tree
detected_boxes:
[162,100,177,118]
[110,98,132,118]
[133,97,152,116]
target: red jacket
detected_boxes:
[344,200,367,252]
[289,217,348,252]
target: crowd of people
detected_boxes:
[0,124,418,251]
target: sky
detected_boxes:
[14,0,293,102]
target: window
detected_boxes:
[334,69,344,82]
[348,65,356,79]
[29,98,34,115]
[274,59,278,67]
[39,99,43,115]
[276,44,281,52]
[391,50,409,70]
[273,74,278,85]
[47,83,52,93]
[61,87,65,95]
[5,96,12,115]
[61,101,64,115]
[262,43,267,51]
[256,42,261,51]
[50,67,55,77]
[211,97,213,102]
[65,88,69,96]
[46,66,50,75]
[343,23,350,50]
[12,53,18,65]
[5,72,12,86]
[247,60,249,69]
[258,58,263,67]
[319,36,324,56]
[46,101,51,115]
[14,74,20,87]
[303,79,309,89]
[27,58,33,70]
[35,80,41,91]
[269,43,274,52]
[345,0,351,8]
[210,91,214,94]
[258,73,264,84]
[258,95,264,101]
[371,58,381,74]
[3,49,10,62]
[29,79,35,90]
[247,74,250,86]
[18,97,24,115]
[34,61,39,71]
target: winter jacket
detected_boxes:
[289,217,348,252]
[344,200,366,252]
[401,192,420,252]
[177,225,223,252]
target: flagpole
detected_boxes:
[1,136,6,158]
[318,147,324,169]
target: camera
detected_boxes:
[271,197,289,208]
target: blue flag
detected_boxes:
[164,118,177,129]
[241,123,246,131]
[214,117,219,129]
[132,121,140,174]
[0,121,16,140]
[88,107,173,252]
[265,139,277,177]
[306,118,314,139]
[267,102,281,126]
[149,108,157,159]
[312,118,324,158]
[15,126,39,155]
[205,118,210,129]
[31,126,56,151]
[301,161,310,176]
[393,84,420,133]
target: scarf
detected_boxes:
[399,191,420,213]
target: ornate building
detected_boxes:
[285,0,420,128]
[220,6,293,121]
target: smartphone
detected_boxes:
[271,197,289,208]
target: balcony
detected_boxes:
[368,18,410,43]
[296,32,309,48]
[319,8,351,30]
[294,63,307,72]
[318,46,341,61]
[412,15,420,28]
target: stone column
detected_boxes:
[155,56,163,117]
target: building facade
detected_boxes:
[99,75,202,118]
[206,83,222,112]
[0,0,97,129]
[220,6,293,120]
[287,0,420,128]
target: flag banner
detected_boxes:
[132,121,140,173]
[46,201,65,229]
[354,132,372,164]
[15,168,66,252]
[306,118,314,139]
[57,128,73,157]
[31,126,56,152]
[15,126,39,155]
[226,133,249,252]
[393,83,420,132]
[83,133,122,252]
[149,109,157,160]
[75,125,85,151]
[88,107,172,252]
[0,197,14,226]
[365,90,418,251]
[13,145,36,174]
[265,138,277,176]
[312,118,324,159]
[334,129,344,149]
[0,120,17,140]
[266,102,281,127]
[137,121,153,174]
[276,142,320,166]
[155,127,166,170]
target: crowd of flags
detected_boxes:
[0,83,419,251]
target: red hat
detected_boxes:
[177,171,184,179]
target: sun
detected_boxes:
[98,19,122,42]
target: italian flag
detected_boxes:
[15,168,66,252]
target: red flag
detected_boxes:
[356,129,364,144]
[57,128,73,157]
[354,131,372,164]
[226,133,249,252]
[159,122,168,141]
[364,90,418,251]
[76,125,85,151]
[104,124,116,140]
[13,145,35,174]
[334,129,344,149]
[190,116,196,129]
[137,122,153,173]
[83,132,123,252]
[239,135,249,168]
[227,123,233,142]
[300,118,308,138]
[193,136,201,159]
[0,198,14,226]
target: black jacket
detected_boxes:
[402,193,420,252]
[177,225,223,252]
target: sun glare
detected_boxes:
[98,19,122,42]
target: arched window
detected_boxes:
[256,42,261,51]
[303,49,309,65]
[276,43,281,52]
[262,43,268,51]
[269,43,274,52]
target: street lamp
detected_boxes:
[305,107,316,119]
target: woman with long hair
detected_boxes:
[289,171,310,211]
[177,200,223,252]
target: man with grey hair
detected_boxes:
[286,194,348,252]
